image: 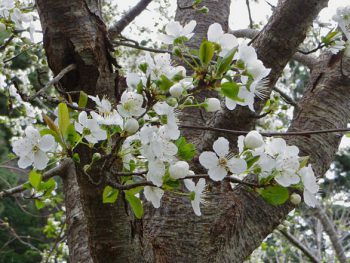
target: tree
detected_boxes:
[1,0,350,262]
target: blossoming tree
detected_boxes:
[0,0,350,262]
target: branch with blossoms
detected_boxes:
[10,13,349,218]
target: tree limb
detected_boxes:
[108,0,153,40]
[314,205,348,263]
[279,229,320,263]
[0,158,71,199]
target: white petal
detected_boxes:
[207,23,223,42]
[303,189,318,207]
[165,21,182,37]
[213,137,230,157]
[183,20,197,35]
[275,172,300,187]
[78,111,88,126]
[208,165,227,181]
[144,186,164,208]
[33,150,49,170]
[199,151,218,169]
[18,154,33,169]
[227,158,247,175]
[184,179,195,191]
[38,135,55,152]
[25,126,40,141]
[225,97,237,110]
[126,72,141,88]
[192,198,201,216]
[219,34,238,50]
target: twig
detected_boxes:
[29,64,77,100]
[109,0,153,39]
[0,158,71,199]
[179,124,350,137]
[245,0,254,29]
[297,43,326,55]
[272,86,298,108]
[314,205,348,263]
[279,229,320,263]
[0,34,15,51]
[114,40,172,54]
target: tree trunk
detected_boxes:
[35,0,350,262]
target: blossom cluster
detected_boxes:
[331,6,350,56]
[11,19,319,217]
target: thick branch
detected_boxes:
[108,0,153,39]
[0,159,70,199]
[279,229,320,263]
[314,205,348,263]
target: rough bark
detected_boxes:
[36,1,141,262]
[35,0,350,262]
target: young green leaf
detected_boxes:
[58,103,70,138]
[215,48,236,77]
[259,185,289,206]
[199,41,215,66]
[29,170,42,189]
[175,137,197,161]
[35,199,45,210]
[103,186,119,204]
[78,91,88,108]
[221,82,244,102]
[125,193,144,219]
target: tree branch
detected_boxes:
[0,158,71,199]
[279,229,320,263]
[108,0,153,39]
[314,205,348,263]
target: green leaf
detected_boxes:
[125,193,144,219]
[175,137,197,161]
[58,103,70,138]
[124,185,143,196]
[103,186,119,204]
[42,113,59,134]
[221,82,244,102]
[78,91,88,108]
[35,199,45,210]
[39,178,56,194]
[40,128,63,146]
[0,27,11,44]
[29,170,42,189]
[246,155,260,169]
[259,185,289,206]
[216,48,236,76]
[65,123,80,147]
[199,41,215,66]
[299,156,309,169]
[156,75,174,91]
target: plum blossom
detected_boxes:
[144,186,164,208]
[199,137,247,181]
[75,111,107,144]
[89,95,123,126]
[207,23,238,56]
[332,6,350,40]
[117,91,146,118]
[169,161,190,179]
[299,165,319,207]
[244,130,264,149]
[184,178,206,216]
[169,78,193,98]
[153,102,180,140]
[265,138,300,187]
[124,118,139,134]
[205,98,221,112]
[12,126,56,170]
[159,20,197,44]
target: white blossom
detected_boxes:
[199,137,247,181]
[207,23,238,56]
[117,91,146,118]
[144,186,164,208]
[12,126,56,170]
[75,111,107,144]
[169,161,190,179]
[159,20,197,44]
[299,165,319,207]
[124,118,139,134]
[184,178,206,216]
[244,130,264,149]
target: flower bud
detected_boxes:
[92,153,101,162]
[172,46,182,57]
[169,83,183,98]
[244,130,264,149]
[290,193,302,205]
[169,161,190,179]
[205,98,221,112]
[124,118,139,134]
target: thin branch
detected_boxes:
[245,0,254,29]
[314,205,348,263]
[0,34,16,51]
[272,86,298,108]
[114,40,172,54]
[279,229,320,263]
[108,0,153,39]
[179,124,350,137]
[297,43,326,55]
[0,158,71,199]
[29,64,77,100]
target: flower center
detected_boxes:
[218,157,227,166]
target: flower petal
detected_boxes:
[33,150,49,170]
[303,189,318,207]
[208,165,227,181]
[199,151,218,169]
[207,23,223,42]
[144,186,164,208]
[227,158,247,175]
[213,137,230,157]
[38,134,55,152]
